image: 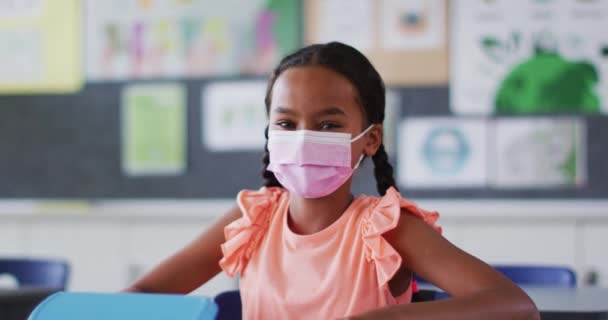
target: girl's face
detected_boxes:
[269,65,382,167]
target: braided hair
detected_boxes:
[261,42,397,196]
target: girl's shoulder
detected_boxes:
[356,187,442,287]
[219,187,286,277]
[358,187,442,235]
[236,186,287,219]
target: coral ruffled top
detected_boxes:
[219,187,441,319]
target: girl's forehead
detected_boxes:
[270,66,362,115]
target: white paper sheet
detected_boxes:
[202,81,268,152]
[316,0,374,51]
[380,0,445,50]
[0,0,43,18]
[491,117,586,188]
[0,29,42,84]
[384,89,401,156]
[398,118,488,188]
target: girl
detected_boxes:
[126,42,539,320]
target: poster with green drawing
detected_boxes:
[451,0,608,114]
[122,83,186,176]
[491,118,586,188]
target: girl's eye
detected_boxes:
[275,120,295,129]
[320,122,340,130]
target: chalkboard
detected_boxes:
[0,82,606,199]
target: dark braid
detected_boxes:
[372,144,398,196]
[261,126,282,188]
[261,42,399,195]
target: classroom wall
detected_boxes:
[2,200,608,292]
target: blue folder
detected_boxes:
[28,292,218,320]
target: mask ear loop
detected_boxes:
[351,124,376,170]
[353,154,366,170]
[351,124,375,142]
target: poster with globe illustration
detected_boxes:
[450,0,608,114]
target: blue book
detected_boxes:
[29,292,218,320]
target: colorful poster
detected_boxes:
[491,118,586,188]
[398,118,488,188]
[122,83,187,176]
[380,0,445,50]
[202,81,268,152]
[85,0,299,80]
[451,0,608,114]
[0,0,81,93]
[316,0,374,51]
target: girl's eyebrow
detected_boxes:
[273,106,297,115]
[316,107,347,117]
[272,106,346,117]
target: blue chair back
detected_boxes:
[214,290,242,320]
[414,265,576,300]
[0,258,69,290]
[29,292,218,320]
[493,265,576,288]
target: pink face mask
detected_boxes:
[267,126,373,198]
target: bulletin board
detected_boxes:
[1,82,607,199]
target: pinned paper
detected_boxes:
[202,81,267,152]
[122,83,187,176]
[491,117,586,188]
[85,0,299,80]
[384,89,401,156]
[451,0,608,114]
[398,118,488,188]
[380,0,445,50]
[0,0,81,93]
[316,0,374,51]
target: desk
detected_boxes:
[524,287,608,320]
[0,288,59,320]
[418,285,608,319]
[1,287,606,320]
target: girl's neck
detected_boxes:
[287,182,354,235]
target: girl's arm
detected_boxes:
[356,212,540,320]
[124,206,242,294]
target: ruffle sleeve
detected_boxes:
[219,187,284,277]
[360,187,442,287]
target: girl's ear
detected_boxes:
[364,124,383,157]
